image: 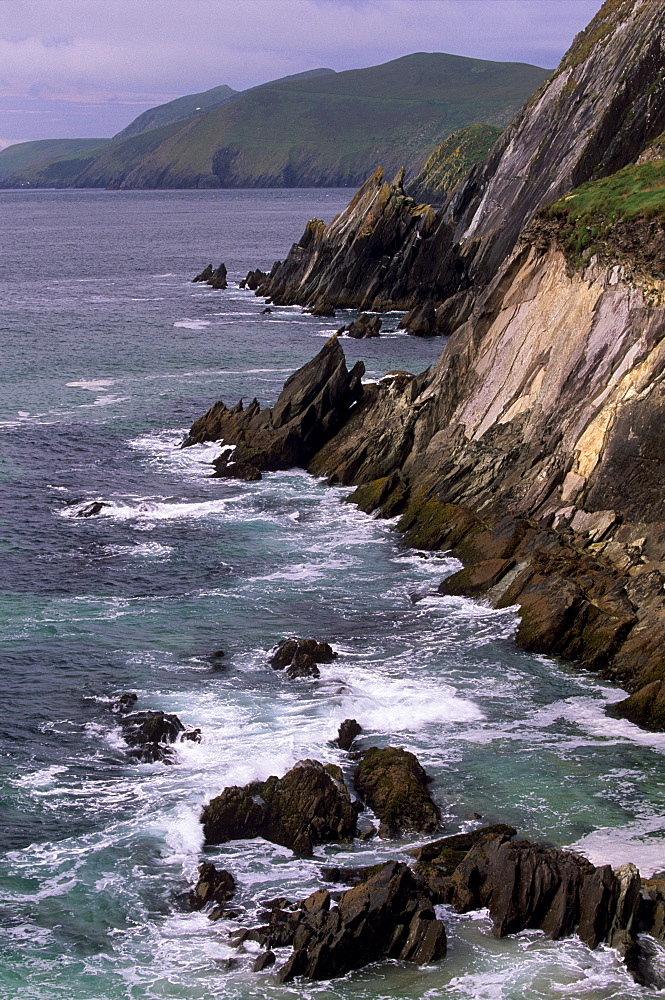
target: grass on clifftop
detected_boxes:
[547,158,665,259]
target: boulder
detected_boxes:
[200,759,360,856]
[608,680,665,731]
[189,863,236,919]
[345,313,381,338]
[336,718,362,750]
[400,300,438,336]
[120,710,185,763]
[182,337,365,481]
[353,746,440,838]
[269,637,336,677]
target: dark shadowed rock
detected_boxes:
[250,861,446,982]
[189,862,236,919]
[201,759,360,856]
[269,637,336,674]
[336,718,362,750]
[353,746,440,838]
[76,501,109,518]
[446,832,642,950]
[346,314,381,339]
[400,300,438,336]
[240,268,269,290]
[112,692,137,714]
[182,337,364,480]
[121,710,185,762]
[193,262,227,289]
[253,951,276,971]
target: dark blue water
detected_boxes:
[1,189,663,1000]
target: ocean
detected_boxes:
[0,188,663,1000]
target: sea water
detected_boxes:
[0,189,663,1000]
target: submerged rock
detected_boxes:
[247,861,446,982]
[182,337,364,481]
[200,759,360,856]
[121,710,185,763]
[189,862,236,919]
[353,746,440,838]
[76,501,109,517]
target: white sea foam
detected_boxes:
[66,379,116,390]
[61,495,245,522]
[572,816,665,877]
[173,319,211,330]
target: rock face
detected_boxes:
[445,832,642,952]
[182,336,364,480]
[254,861,446,982]
[609,680,665,731]
[353,747,440,837]
[253,168,464,313]
[120,710,185,763]
[200,759,359,856]
[189,863,236,919]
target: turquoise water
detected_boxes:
[0,189,663,1000]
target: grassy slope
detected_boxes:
[408,123,503,204]
[0,139,106,181]
[2,53,549,189]
[113,84,238,140]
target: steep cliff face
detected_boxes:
[257,0,664,320]
[447,0,665,284]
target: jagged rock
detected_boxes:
[76,501,108,517]
[345,314,381,338]
[121,710,185,763]
[182,337,364,480]
[446,832,642,950]
[193,262,227,289]
[189,862,236,918]
[409,825,517,902]
[308,302,336,317]
[251,862,446,982]
[180,728,202,743]
[336,718,362,750]
[255,168,462,313]
[261,306,272,314]
[353,747,440,838]
[240,268,268,290]
[608,680,665,731]
[200,759,360,856]
[193,264,214,282]
[400,300,438,336]
[269,637,336,677]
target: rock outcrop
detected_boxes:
[248,861,446,982]
[336,718,362,751]
[182,336,364,480]
[353,747,440,838]
[193,262,228,289]
[189,863,236,919]
[343,313,381,339]
[120,710,186,763]
[268,637,336,679]
[252,167,464,314]
[200,759,359,856]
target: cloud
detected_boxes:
[0,0,605,139]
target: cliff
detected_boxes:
[256,0,664,324]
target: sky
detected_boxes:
[0,0,606,148]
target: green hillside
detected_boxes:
[113,84,238,139]
[0,138,106,182]
[0,53,549,190]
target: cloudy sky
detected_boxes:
[0,0,605,148]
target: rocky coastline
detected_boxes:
[170,0,665,987]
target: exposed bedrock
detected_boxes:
[353,746,440,838]
[252,166,467,315]
[200,759,360,856]
[249,861,447,983]
[182,336,364,480]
